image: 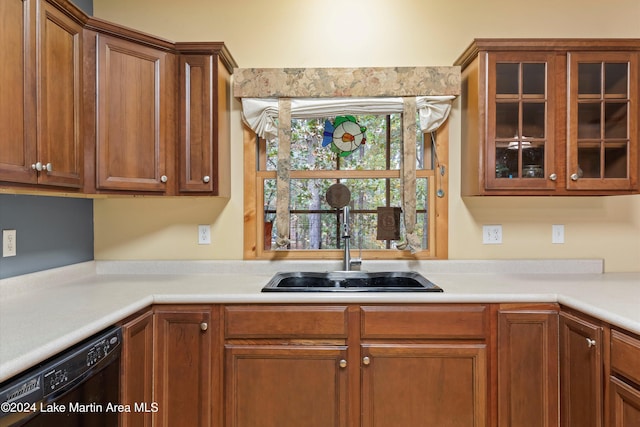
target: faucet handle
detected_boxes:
[349,258,362,271]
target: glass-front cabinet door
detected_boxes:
[568,52,638,191]
[486,52,557,190]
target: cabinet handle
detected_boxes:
[203,176,210,183]
[586,338,596,348]
[549,173,557,181]
[31,162,52,173]
[160,175,168,183]
[200,322,208,331]
[362,356,371,366]
[571,173,579,181]
[339,359,347,368]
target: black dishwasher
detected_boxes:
[0,326,121,427]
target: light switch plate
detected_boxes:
[3,229,17,257]
[552,224,565,244]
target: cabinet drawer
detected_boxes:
[361,305,487,339]
[225,305,348,339]
[611,329,640,385]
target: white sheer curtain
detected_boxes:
[241,96,454,252]
[242,96,454,138]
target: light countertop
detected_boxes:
[1,259,638,383]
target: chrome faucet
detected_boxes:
[342,205,361,271]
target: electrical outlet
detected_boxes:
[552,224,565,244]
[482,225,502,244]
[198,225,211,245]
[3,229,17,257]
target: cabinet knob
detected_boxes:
[549,173,557,181]
[571,173,579,181]
[339,359,347,368]
[160,175,168,183]
[32,162,42,172]
[200,322,208,331]
[44,163,52,173]
[362,356,371,366]
[203,176,210,183]
[586,338,596,348]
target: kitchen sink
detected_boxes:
[261,271,443,292]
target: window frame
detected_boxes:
[243,119,450,260]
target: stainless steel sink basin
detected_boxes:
[261,271,443,292]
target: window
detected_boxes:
[235,65,459,261]
[244,113,450,260]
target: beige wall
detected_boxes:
[93,0,640,272]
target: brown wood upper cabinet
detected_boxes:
[94,34,175,193]
[0,0,83,189]
[1,0,236,196]
[176,44,234,196]
[456,39,639,196]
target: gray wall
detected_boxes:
[0,195,93,279]
[70,0,93,15]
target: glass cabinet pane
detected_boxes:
[496,63,519,94]
[577,143,601,178]
[578,63,601,95]
[522,103,545,138]
[604,143,628,178]
[605,63,628,95]
[522,63,546,95]
[495,141,518,178]
[577,103,601,139]
[604,102,627,138]
[496,102,519,138]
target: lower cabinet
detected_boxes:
[225,345,349,427]
[121,309,154,427]
[361,343,486,427]
[224,305,351,427]
[120,305,217,427]
[559,310,604,427]
[223,304,489,427]
[154,305,214,427]
[609,329,640,427]
[119,302,639,427]
[497,306,559,427]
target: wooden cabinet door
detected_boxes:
[497,309,559,427]
[610,377,640,427]
[225,345,349,427]
[37,1,83,188]
[178,52,232,196]
[121,310,154,427]
[96,34,173,193]
[361,343,487,427]
[567,51,638,192]
[179,54,214,193]
[485,51,558,192]
[0,0,37,184]
[560,311,603,427]
[154,306,213,427]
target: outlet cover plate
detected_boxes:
[482,225,502,244]
[198,225,211,245]
[3,229,17,257]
